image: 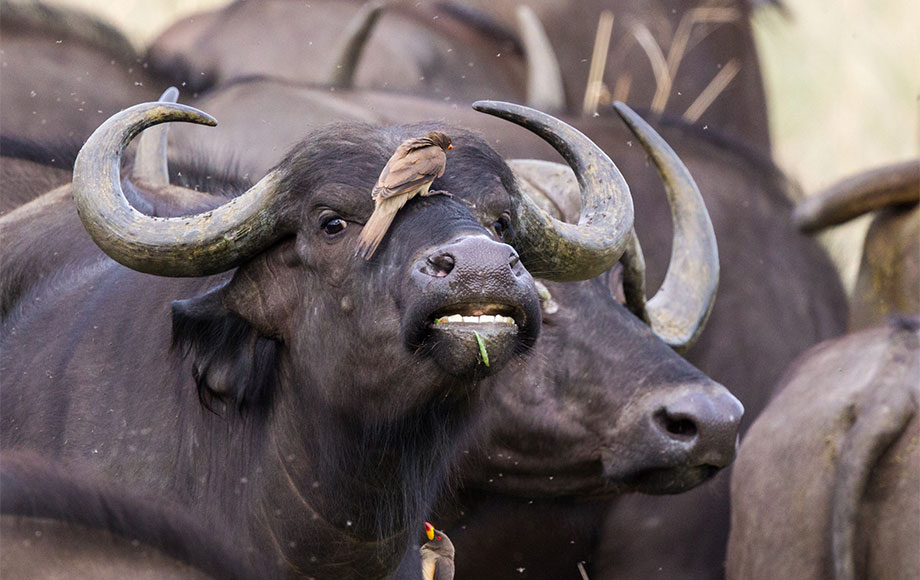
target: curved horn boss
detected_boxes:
[503,103,718,350]
[473,100,635,281]
[613,102,719,351]
[72,102,291,277]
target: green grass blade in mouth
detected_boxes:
[474,330,490,367]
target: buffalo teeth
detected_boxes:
[433,314,515,325]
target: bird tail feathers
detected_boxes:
[355,203,399,259]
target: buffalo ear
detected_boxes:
[171,284,280,412]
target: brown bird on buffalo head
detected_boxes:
[420,521,455,580]
[356,131,453,259]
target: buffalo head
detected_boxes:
[458,105,741,498]
[71,100,637,391]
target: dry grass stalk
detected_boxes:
[667,6,741,78]
[631,22,671,114]
[582,10,615,116]
[683,57,741,122]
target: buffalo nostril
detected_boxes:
[426,253,455,277]
[509,251,520,268]
[654,408,699,440]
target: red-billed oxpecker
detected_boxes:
[420,522,455,580]
[356,131,453,259]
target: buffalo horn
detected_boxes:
[473,100,634,281]
[132,87,179,185]
[613,102,718,351]
[517,6,566,112]
[73,102,288,277]
[793,159,920,233]
[325,0,387,88]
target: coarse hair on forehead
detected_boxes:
[397,122,517,195]
[275,122,516,202]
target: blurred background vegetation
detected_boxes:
[30,0,920,287]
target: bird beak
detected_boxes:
[448,144,453,150]
[425,522,435,541]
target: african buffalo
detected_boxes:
[1,451,264,580]
[0,0,167,144]
[1,99,730,579]
[727,316,920,580]
[794,159,920,330]
[162,78,844,578]
[146,0,528,104]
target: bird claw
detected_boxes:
[425,189,453,198]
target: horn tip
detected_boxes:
[472,100,496,112]
[182,105,218,128]
[516,4,536,18]
[611,101,635,120]
[186,109,218,128]
[790,202,819,232]
[612,101,652,135]
[159,86,180,103]
[472,100,524,116]
[145,101,218,128]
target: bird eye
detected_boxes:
[321,215,347,237]
[492,214,511,240]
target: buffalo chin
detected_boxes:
[426,323,520,377]
[461,461,721,498]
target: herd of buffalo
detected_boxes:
[0,1,917,579]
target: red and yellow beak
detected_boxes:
[425,521,435,541]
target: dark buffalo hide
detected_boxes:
[727,316,920,580]
[145,0,770,153]
[145,0,527,104]
[0,451,265,580]
[0,1,169,143]
[0,135,77,215]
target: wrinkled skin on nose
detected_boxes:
[460,276,742,497]
[406,234,540,378]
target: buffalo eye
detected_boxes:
[321,215,348,237]
[492,214,512,240]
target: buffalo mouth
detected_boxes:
[430,303,520,328]
[461,448,725,498]
[613,463,722,495]
[411,302,536,378]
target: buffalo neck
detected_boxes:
[254,358,481,579]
